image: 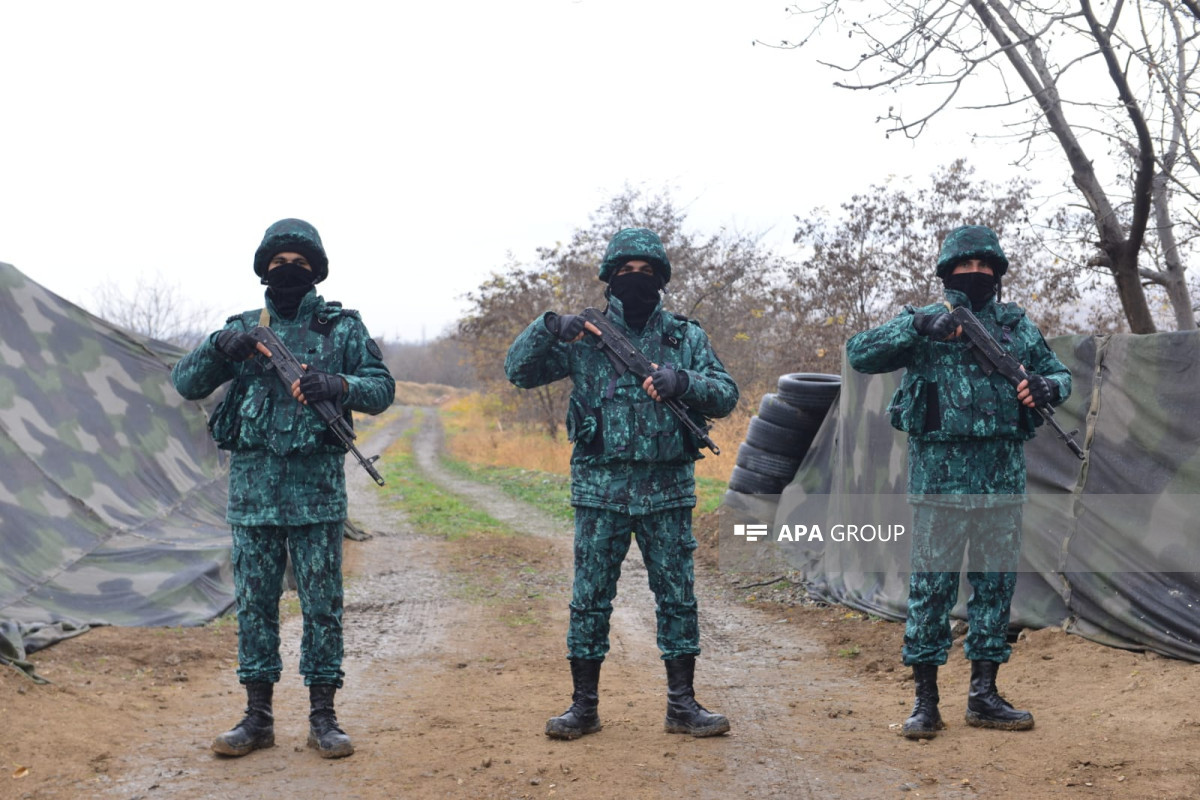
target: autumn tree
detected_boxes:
[457,188,789,437]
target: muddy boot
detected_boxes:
[211,682,275,756]
[965,660,1034,730]
[902,664,944,740]
[307,684,355,758]
[546,659,602,740]
[664,656,730,737]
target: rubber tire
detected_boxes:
[758,393,828,433]
[736,442,802,480]
[728,465,787,495]
[777,373,841,412]
[744,416,815,458]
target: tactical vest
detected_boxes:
[208,297,361,455]
[566,310,707,465]
[887,302,1039,442]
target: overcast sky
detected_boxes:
[0,1,1025,342]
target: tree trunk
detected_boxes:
[1150,172,1196,330]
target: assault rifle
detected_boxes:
[948,305,1086,461]
[247,326,387,486]
[579,307,721,455]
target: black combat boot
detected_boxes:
[211,682,275,756]
[307,684,355,758]
[965,660,1034,730]
[664,656,730,737]
[545,659,602,739]
[902,664,944,739]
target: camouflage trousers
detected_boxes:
[902,503,1022,666]
[231,522,345,687]
[568,506,700,661]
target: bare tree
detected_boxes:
[381,337,477,388]
[784,160,1096,372]
[768,0,1200,332]
[92,273,215,348]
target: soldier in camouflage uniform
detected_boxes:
[505,227,739,740]
[846,225,1071,740]
[171,219,395,759]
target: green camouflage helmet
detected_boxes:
[598,227,672,284]
[253,218,329,284]
[936,225,1009,278]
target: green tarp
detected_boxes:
[0,262,235,678]
[723,332,1200,661]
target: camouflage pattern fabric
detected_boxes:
[845,288,1068,663]
[171,289,395,525]
[846,287,1071,499]
[903,504,1022,665]
[597,227,673,283]
[568,506,699,660]
[507,288,737,662]
[0,261,238,673]
[172,288,393,689]
[252,218,330,283]
[936,224,1010,276]
[505,295,738,513]
[731,327,1200,663]
[232,522,345,686]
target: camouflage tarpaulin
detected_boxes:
[724,331,1200,662]
[0,262,234,677]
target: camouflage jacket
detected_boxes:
[505,296,739,514]
[846,289,1070,497]
[171,290,395,525]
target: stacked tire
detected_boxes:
[729,373,841,494]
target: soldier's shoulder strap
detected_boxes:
[994,301,1028,327]
[225,309,263,329]
[666,311,702,330]
[310,301,361,337]
[316,300,360,319]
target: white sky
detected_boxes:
[0,1,1028,342]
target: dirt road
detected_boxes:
[4,406,1199,799]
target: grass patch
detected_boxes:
[440,459,574,523]
[696,476,726,515]
[378,418,513,541]
[442,457,725,519]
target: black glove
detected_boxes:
[299,371,344,403]
[214,329,257,361]
[545,312,587,342]
[912,310,956,340]
[650,365,689,400]
[1024,372,1056,407]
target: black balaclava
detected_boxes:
[265,262,316,319]
[609,271,660,331]
[944,271,997,312]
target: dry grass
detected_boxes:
[393,380,467,407]
[439,391,760,485]
[696,402,753,483]
[441,393,573,474]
